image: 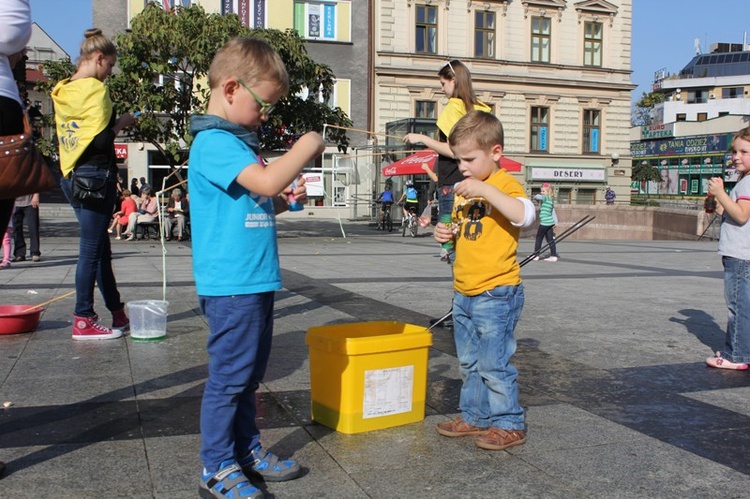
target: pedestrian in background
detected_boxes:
[706,126,750,370]
[52,28,137,340]
[12,192,41,262]
[532,183,558,262]
[605,185,616,205]
[129,177,140,197]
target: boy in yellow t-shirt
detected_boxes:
[433,110,536,451]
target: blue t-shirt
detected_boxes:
[188,129,281,296]
[405,186,418,201]
[380,190,394,203]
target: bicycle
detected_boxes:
[375,201,393,232]
[401,203,419,238]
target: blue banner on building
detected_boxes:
[254,0,265,28]
[324,4,335,39]
[539,126,548,151]
[591,129,599,152]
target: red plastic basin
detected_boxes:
[0,305,43,335]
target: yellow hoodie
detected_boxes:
[51,77,112,177]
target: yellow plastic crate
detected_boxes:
[305,321,433,434]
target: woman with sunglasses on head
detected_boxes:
[403,60,491,262]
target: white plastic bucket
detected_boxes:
[127,300,168,341]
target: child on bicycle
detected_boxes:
[398,179,420,219]
[376,183,395,228]
[433,110,535,451]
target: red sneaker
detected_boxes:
[112,308,129,331]
[72,315,123,341]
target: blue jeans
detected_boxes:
[60,168,123,317]
[452,284,525,430]
[199,292,274,472]
[722,256,750,363]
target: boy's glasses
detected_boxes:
[237,78,276,116]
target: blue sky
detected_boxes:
[28,0,750,104]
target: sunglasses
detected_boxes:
[237,78,276,116]
[444,60,456,75]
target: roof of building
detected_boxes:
[680,50,750,79]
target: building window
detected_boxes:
[676,113,686,122]
[294,1,349,41]
[582,109,600,153]
[697,112,708,122]
[531,16,551,63]
[416,100,436,119]
[583,21,602,66]
[474,10,495,58]
[416,5,438,54]
[687,89,707,104]
[530,106,549,152]
[722,87,743,99]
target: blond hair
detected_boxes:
[732,126,750,180]
[448,110,504,150]
[79,28,116,63]
[208,38,289,95]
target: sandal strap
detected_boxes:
[253,447,281,468]
[205,463,248,494]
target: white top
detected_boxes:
[0,0,32,105]
[718,175,750,261]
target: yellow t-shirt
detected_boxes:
[452,169,526,295]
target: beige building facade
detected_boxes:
[374,0,634,204]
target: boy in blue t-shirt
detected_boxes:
[188,38,325,499]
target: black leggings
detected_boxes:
[0,97,24,233]
[534,224,557,257]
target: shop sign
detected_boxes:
[631,133,731,158]
[114,143,128,159]
[641,123,674,140]
[530,167,605,182]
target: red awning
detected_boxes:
[382,150,438,177]
[382,150,522,176]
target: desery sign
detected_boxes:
[530,167,605,182]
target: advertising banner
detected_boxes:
[631,133,731,158]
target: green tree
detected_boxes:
[34,57,76,157]
[632,91,665,126]
[38,3,351,166]
[631,160,662,198]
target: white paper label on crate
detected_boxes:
[362,365,414,419]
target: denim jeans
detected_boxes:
[60,168,123,317]
[452,284,525,430]
[534,224,557,257]
[721,256,750,363]
[199,292,274,472]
